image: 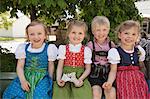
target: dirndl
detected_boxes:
[53,66,92,99]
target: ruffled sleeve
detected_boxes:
[137,45,145,61]
[57,45,66,60]
[107,48,120,64]
[15,43,26,59]
[87,41,93,50]
[84,46,92,64]
[47,44,58,61]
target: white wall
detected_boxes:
[12,15,30,37]
[0,27,13,37]
[135,0,150,17]
[0,15,30,38]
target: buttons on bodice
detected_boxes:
[130,54,134,65]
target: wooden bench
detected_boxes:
[0,72,17,97]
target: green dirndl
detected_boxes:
[53,66,92,99]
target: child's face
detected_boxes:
[68,25,85,45]
[92,24,109,42]
[27,25,46,48]
[118,27,139,47]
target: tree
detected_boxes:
[0,0,78,27]
[0,0,141,39]
[0,12,14,29]
[78,0,141,29]
[78,0,142,41]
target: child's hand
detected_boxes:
[74,79,83,87]
[102,82,112,90]
[78,79,83,87]
[20,80,30,92]
[57,79,65,87]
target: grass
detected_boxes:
[0,37,26,42]
[0,37,14,41]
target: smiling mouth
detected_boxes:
[73,38,80,41]
[98,35,105,38]
[125,39,134,43]
[34,40,41,43]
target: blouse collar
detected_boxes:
[123,47,134,53]
[28,43,46,52]
[69,43,82,48]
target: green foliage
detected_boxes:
[109,32,118,44]
[79,0,141,28]
[0,46,17,72]
[0,0,142,42]
[0,0,72,28]
[77,0,142,41]
[0,12,14,30]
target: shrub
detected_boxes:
[0,46,17,72]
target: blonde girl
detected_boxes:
[105,20,149,99]
[53,20,92,99]
[3,20,58,99]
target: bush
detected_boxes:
[109,31,118,44]
[0,46,17,72]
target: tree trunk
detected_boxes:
[30,5,37,21]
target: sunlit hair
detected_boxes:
[116,20,140,34]
[91,16,110,32]
[67,20,88,35]
[116,20,141,43]
[66,20,88,42]
[25,20,49,42]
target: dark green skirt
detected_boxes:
[53,66,92,99]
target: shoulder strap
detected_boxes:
[109,41,112,48]
[92,40,96,61]
[25,43,30,52]
[44,43,49,50]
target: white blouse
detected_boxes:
[107,45,146,64]
[57,43,92,64]
[15,43,58,61]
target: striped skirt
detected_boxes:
[116,66,149,99]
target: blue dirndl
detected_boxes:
[3,43,53,99]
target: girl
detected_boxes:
[53,20,92,99]
[87,16,116,99]
[104,20,149,99]
[3,20,58,99]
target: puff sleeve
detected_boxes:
[15,43,26,59]
[107,48,120,64]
